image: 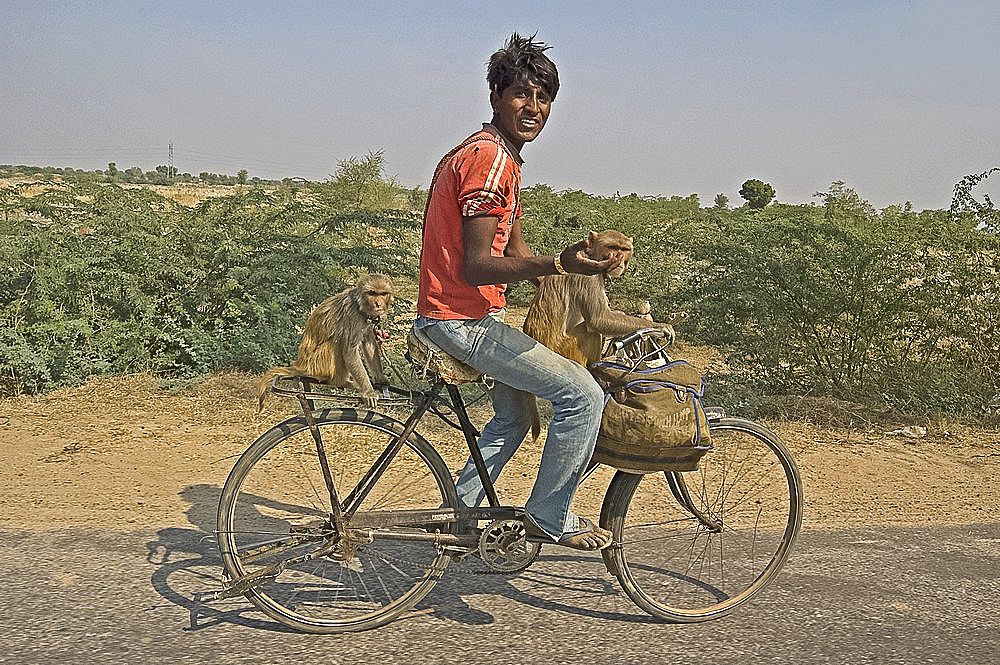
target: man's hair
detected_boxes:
[487,33,559,101]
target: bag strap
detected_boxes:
[622,378,706,399]
[422,132,499,220]
[593,358,706,398]
[591,358,697,375]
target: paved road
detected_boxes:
[1,521,997,665]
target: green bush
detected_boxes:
[0,180,418,396]
[4,168,997,424]
[675,182,999,418]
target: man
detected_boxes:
[414,33,622,550]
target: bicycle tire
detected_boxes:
[217,407,458,633]
[600,417,802,622]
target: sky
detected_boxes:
[2,0,998,211]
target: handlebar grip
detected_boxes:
[612,327,666,349]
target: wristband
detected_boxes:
[553,254,569,275]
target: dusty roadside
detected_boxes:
[2,370,997,532]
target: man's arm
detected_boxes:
[462,215,625,287]
[503,215,533,260]
[503,215,543,287]
[462,215,551,286]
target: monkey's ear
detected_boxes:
[587,230,599,243]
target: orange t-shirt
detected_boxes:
[417,125,522,320]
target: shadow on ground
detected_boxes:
[144,483,651,633]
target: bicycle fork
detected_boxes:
[665,472,723,532]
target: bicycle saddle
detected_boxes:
[406,325,484,385]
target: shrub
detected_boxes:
[676,182,999,418]
[0,181,418,396]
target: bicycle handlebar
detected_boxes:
[611,327,670,350]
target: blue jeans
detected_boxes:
[414,315,606,540]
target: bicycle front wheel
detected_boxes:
[217,408,458,633]
[601,417,802,622]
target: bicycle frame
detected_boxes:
[273,376,524,550]
[271,373,721,550]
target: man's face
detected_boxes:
[490,78,551,150]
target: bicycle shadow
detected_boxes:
[426,550,655,626]
[145,483,653,632]
[145,483,287,632]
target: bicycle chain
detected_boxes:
[357,536,532,577]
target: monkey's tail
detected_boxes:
[528,397,541,443]
[254,366,302,413]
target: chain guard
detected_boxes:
[477,519,541,573]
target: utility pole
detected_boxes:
[168,141,174,180]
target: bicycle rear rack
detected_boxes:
[267,375,413,409]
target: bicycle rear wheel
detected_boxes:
[217,408,458,633]
[601,417,802,622]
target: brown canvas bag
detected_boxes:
[589,357,712,473]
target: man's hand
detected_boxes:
[557,236,625,275]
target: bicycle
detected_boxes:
[212,329,803,633]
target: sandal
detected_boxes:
[523,515,613,551]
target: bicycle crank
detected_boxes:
[478,519,541,573]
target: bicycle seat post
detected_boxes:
[300,377,316,413]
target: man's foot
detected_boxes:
[523,516,613,551]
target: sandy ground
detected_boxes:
[2,366,998,533]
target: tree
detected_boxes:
[951,167,1000,232]
[713,193,729,209]
[237,169,248,185]
[323,150,399,210]
[739,179,775,209]
[675,181,998,418]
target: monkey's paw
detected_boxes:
[655,324,677,344]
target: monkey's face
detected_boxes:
[588,230,633,277]
[607,250,631,278]
[364,290,392,318]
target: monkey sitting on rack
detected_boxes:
[523,230,685,366]
[256,274,394,410]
